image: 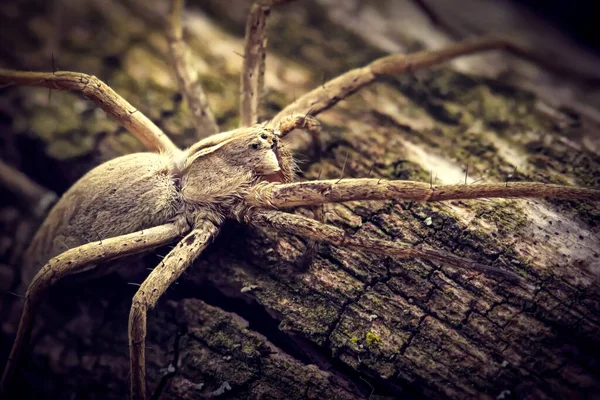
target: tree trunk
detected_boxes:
[1,0,600,399]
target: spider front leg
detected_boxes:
[0,223,182,397]
[273,114,324,266]
[248,179,600,208]
[270,36,600,144]
[129,219,219,400]
[245,209,521,281]
[0,69,180,156]
[275,114,323,157]
[246,179,599,273]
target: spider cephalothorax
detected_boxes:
[180,126,289,210]
[1,1,599,399]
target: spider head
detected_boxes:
[181,126,293,196]
[247,128,281,175]
[221,127,281,176]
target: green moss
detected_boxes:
[365,331,381,345]
[207,330,236,348]
[525,138,599,187]
[470,199,529,237]
[198,73,229,93]
[108,131,145,155]
[47,137,94,160]
[390,159,432,182]
[28,99,83,139]
[241,342,260,358]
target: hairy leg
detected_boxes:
[246,209,521,281]
[248,179,600,208]
[0,69,180,156]
[240,0,297,127]
[0,223,183,396]
[271,37,599,129]
[166,0,218,137]
[276,114,325,262]
[276,114,323,157]
[128,219,219,400]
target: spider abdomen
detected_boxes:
[22,152,180,286]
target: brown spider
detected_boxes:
[1,1,599,399]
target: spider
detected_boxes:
[1,0,599,399]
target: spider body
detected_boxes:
[23,152,178,285]
[23,126,289,286]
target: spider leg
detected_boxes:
[248,179,600,208]
[128,219,219,400]
[273,115,324,263]
[240,0,297,127]
[0,223,182,396]
[275,114,323,157]
[184,113,322,163]
[246,209,522,281]
[185,109,322,159]
[0,159,57,218]
[272,114,326,262]
[271,36,599,133]
[0,69,180,156]
[166,0,218,137]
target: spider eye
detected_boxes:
[260,133,268,139]
[251,143,259,149]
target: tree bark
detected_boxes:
[1,0,600,399]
